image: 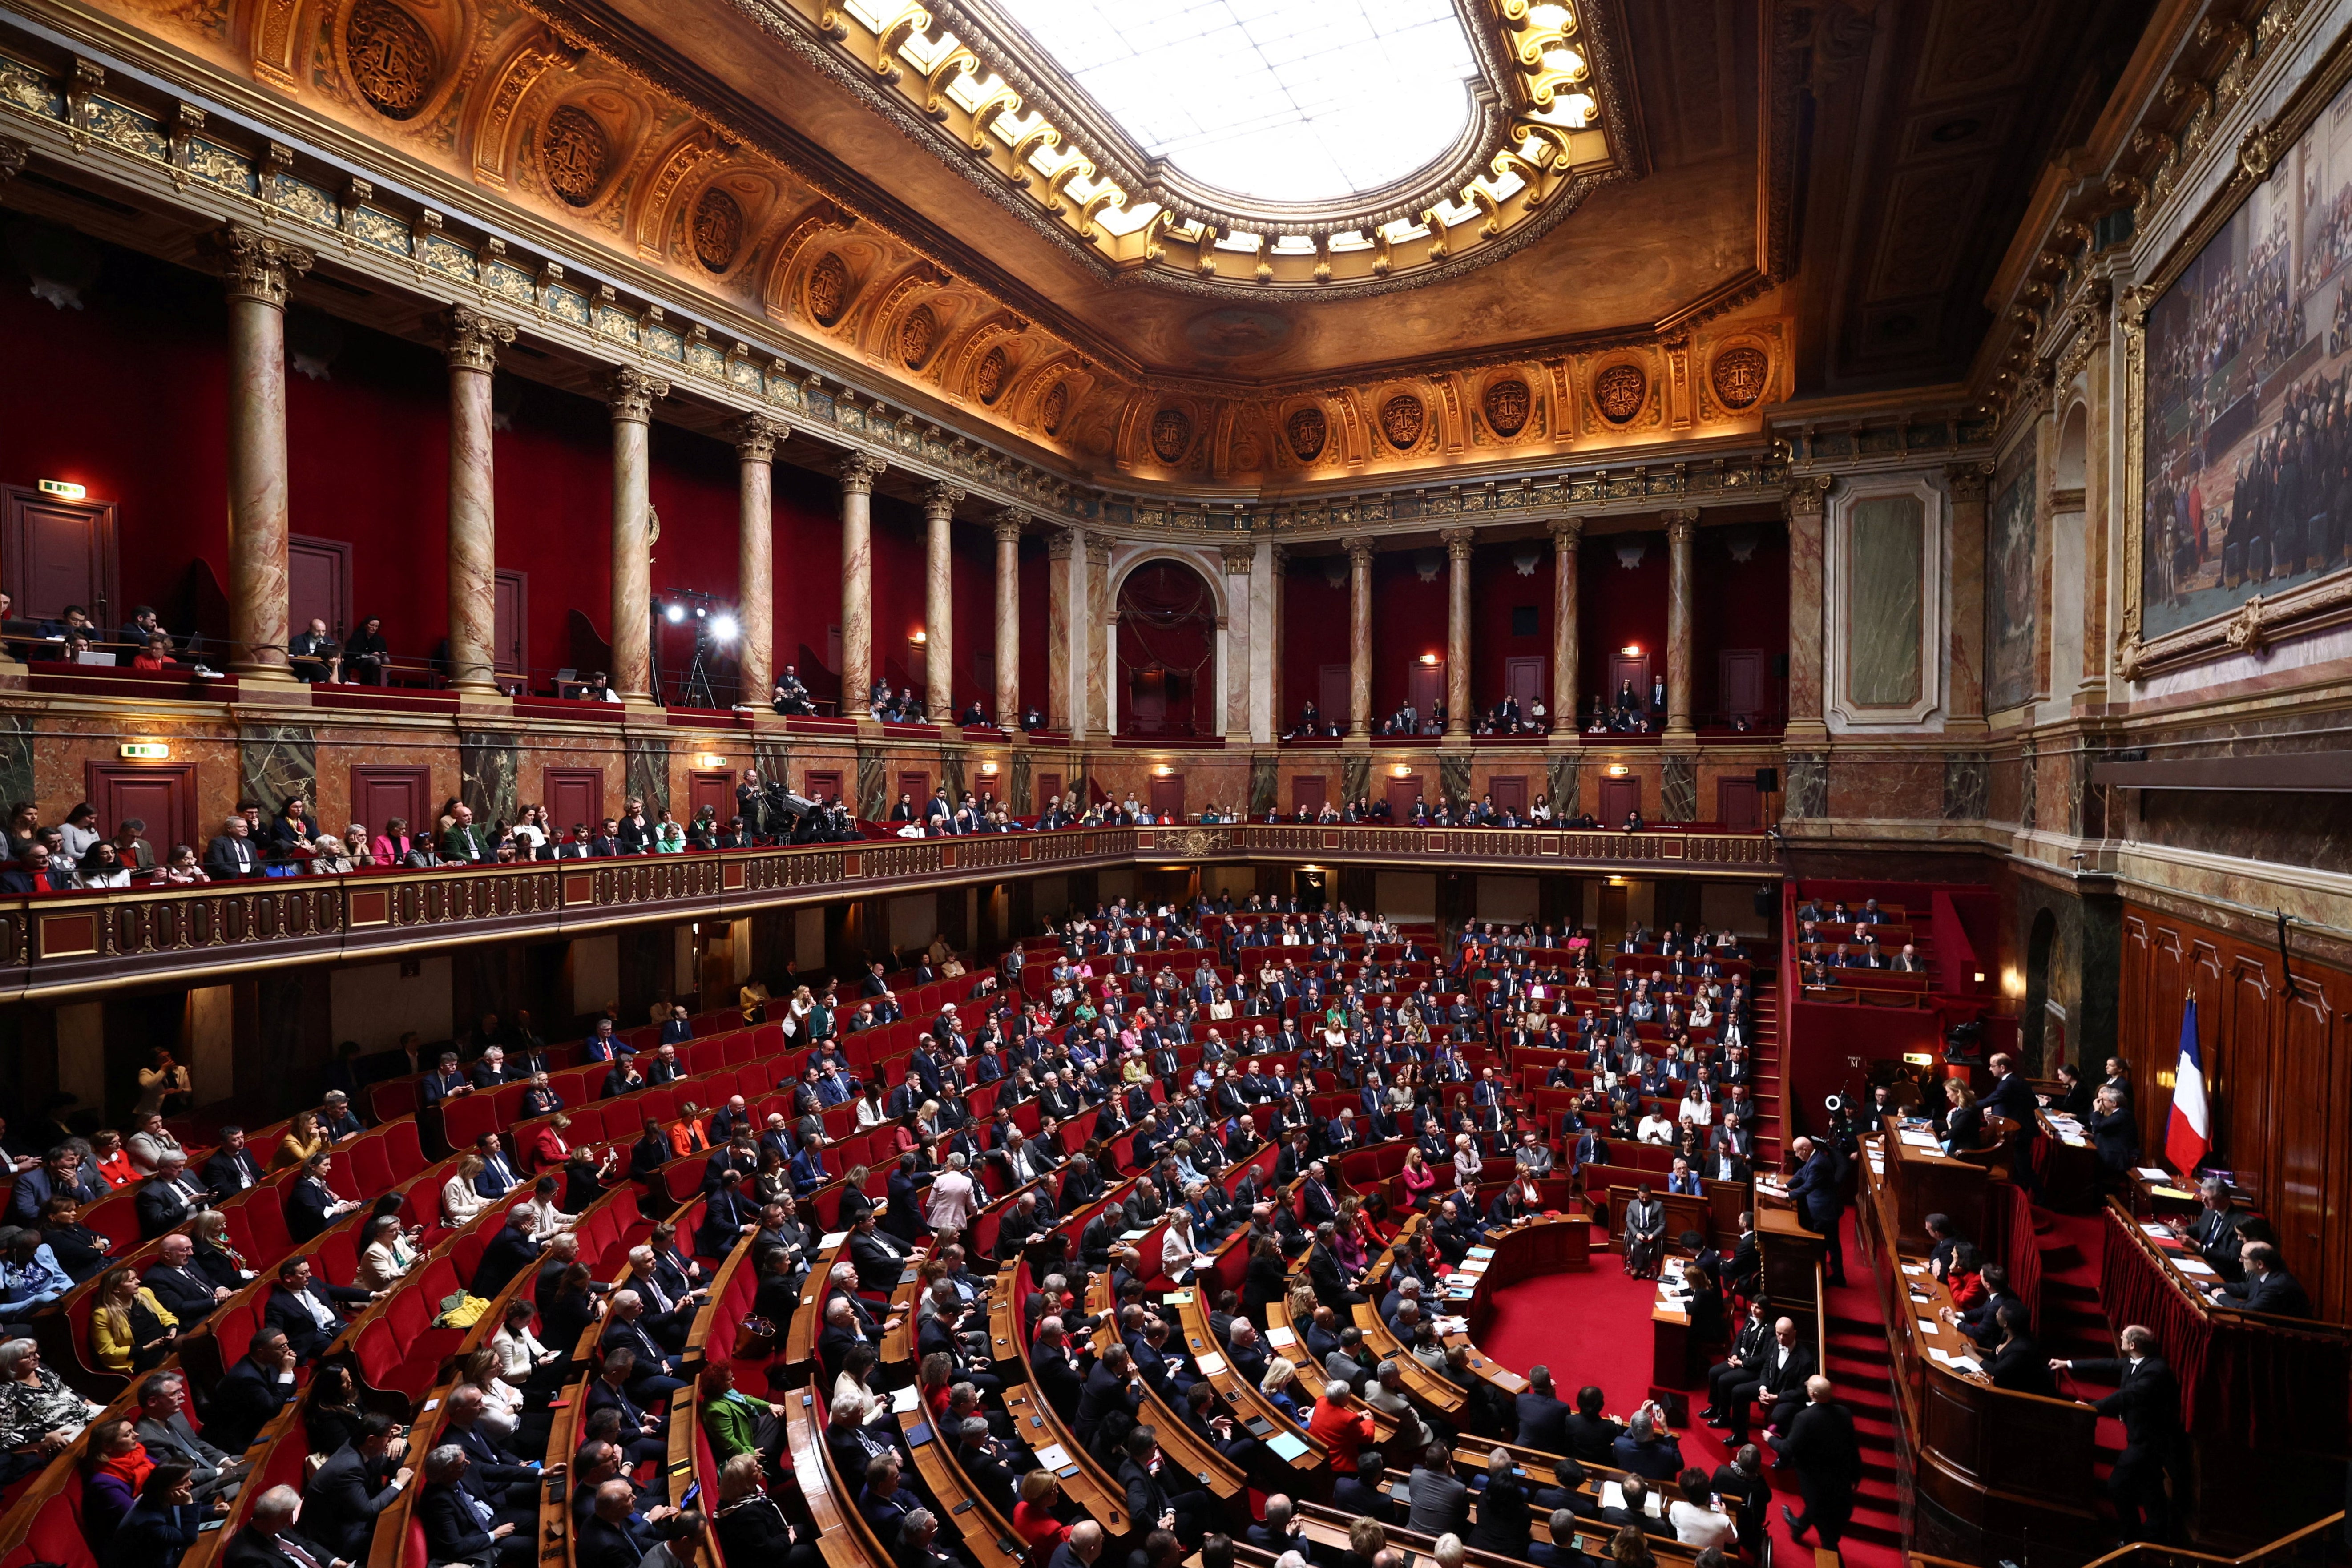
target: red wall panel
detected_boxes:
[1691,521,1789,721]
[1468,540,1554,718]
[1577,529,1669,716]
[1368,553,1448,720]
[1279,559,1348,727]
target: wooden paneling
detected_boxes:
[288,535,351,639]
[83,761,194,856]
[2118,901,2348,1322]
[1292,774,1327,814]
[687,770,735,826]
[1598,775,1641,824]
[1148,775,1185,820]
[4,486,118,625]
[349,765,430,838]
[544,767,604,833]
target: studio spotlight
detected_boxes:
[710,614,740,643]
[664,603,687,624]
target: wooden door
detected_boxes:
[545,767,604,833]
[494,570,528,677]
[289,536,351,640]
[1408,661,1444,719]
[3,486,118,626]
[350,765,430,837]
[1718,649,1765,721]
[83,762,196,857]
[688,770,734,826]
[897,770,931,809]
[805,769,844,805]
[1034,773,1062,812]
[1598,882,1630,944]
[1717,776,1760,831]
[1598,775,1641,824]
[1489,775,1527,815]
[1293,774,1328,814]
[1504,657,1544,713]
[1386,775,1422,819]
[1608,653,1651,709]
[1148,776,1186,821]
[1316,664,1348,726]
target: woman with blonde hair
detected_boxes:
[275,1109,326,1171]
[1259,1352,1305,1421]
[443,1153,488,1227]
[90,1266,178,1375]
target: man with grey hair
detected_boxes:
[599,1288,688,1398]
[928,1149,977,1233]
[578,1474,702,1568]
[234,1483,350,1568]
[1431,1535,1467,1568]
[135,1151,210,1239]
[1365,1362,1428,1453]
[1246,1494,1303,1555]
[136,1370,246,1499]
[418,1442,528,1565]
[892,1506,955,1568]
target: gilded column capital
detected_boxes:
[1221,542,1256,575]
[730,412,784,464]
[1270,543,1291,571]
[0,136,26,183]
[992,508,1030,544]
[443,305,516,375]
[605,366,670,424]
[1440,527,1476,560]
[1045,528,1077,561]
[1549,515,1585,547]
[1084,534,1112,570]
[1944,460,1995,502]
[210,224,314,308]
[835,451,888,495]
[1664,508,1700,546]
[1782,474,1832,520]
[922,482,968,520]
[1345,538,1376,568]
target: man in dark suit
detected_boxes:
[142,1233,230,1325]
[221,1484,344,1568]
[206,1330,299,1454]
[2212,1242,2311,1318]
[2056,1325,2187,1539]
[472,1211,541,1297]
[1978,1052,2041,1190]
[1786,1136,1846,1286]
[1702,1299,1775,1423]
[446,1385,545,1520]
[204,816,263,880]
[1979,1302,2058,1396]
[1711,1445,1770,1558]
[1029,1317,1085,1420]
[264,1255,375,1362]
[284,1153,361,1244]
[1561,1384,1623,1464]
[1720,1316,1812,1443]
[1771,1377,1859,1547]
[1330,1450,1396,1522]
[579,1477,700,1568]
[847,1213,910,1295]
[1515,1365,1572,1452]
[301,1413,412,1559]
[2164,1178,2245,1281]
[417,1443,531,1566]
[1118,1426,1210,1546]
[135,1155,211,1240]
[198,1128,266,1197]
[134,1370,247,1501]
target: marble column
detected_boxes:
[836,452,888,716]
[1347,539,1375,737]
[1085,534,1113,737]
[993,509,1026,727]
[731,415,783,707]
[1944,462,1991,732]
[214,226,314,681]
[1045,529,1074,731]
[1784,476,1832,744]
[1550,516,1583,735]
[1442,528,1475,736]
[444,307,515,696]
[605,367,669,703]
[1223,543,1254,740]
[1664,507,1699,740]
[922,483,965,720]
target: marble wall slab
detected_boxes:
[1785,752,1828,819]
[1011,753,1032,815]
[1547,756,1580,817]
[1249,755,1278,817]
[1661,755,1697,822]
[941,747,966,806]
[1847,494,1925,707]
[857,746,888,819]
[459,730,520,828]
[2018,736,2038,832]
[239,723,316,812]
[0,713,32,810]
[1942,754,1989,820]
[1987,443,2039,710]
[1440,753,1471,805]
[624,735,670,814]
[1341,754,1370,807]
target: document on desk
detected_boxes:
[2175,1257,2216,1277]
[1900,1263,1927,1276]
[821,1231,850,1248]
[1265,1431,1310,1461]
[891,1386,921,1413]
[1898,1132,1940,1149]
[1265,1326,1296,1347]
[1192,1352,1226,1375]
[1035,1445,1071,1469]
[1917,1318,1940,1336]
[2136,1166,2170,1183]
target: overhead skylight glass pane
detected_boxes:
[987,0,1479,203]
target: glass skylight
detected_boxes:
[985,0,1480,203]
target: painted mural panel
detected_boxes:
[2143,75,2352,638]
[1986,440,2038,711]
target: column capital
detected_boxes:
[835,451,888,495]
[1664,507,1700,546]
[992,508,1030,544]
[1782,474,1832,520]
[1549,515,1585,547]
[0,136,26,183]
[443,305,517,374]
[1222,542,1256,575]
[1270,543,1291,570]
[922,482,968,520]
[1440,526,1476,560]
[730,412,784,464]
[1345,538,1376,568]
[210,224,314,308]
[605,366,670,423]
[1084,534,1112,570]
[1045,528,1077,561]
[1944,460,1995,502]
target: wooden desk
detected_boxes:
[1754,1205,1824,1328]
[1601,1184,1711,1254]
[1649,1259,1696,1390]
[991,1260,1128,1536]
[1877,1117,1986,1252]
[1166,1288,1325,1483]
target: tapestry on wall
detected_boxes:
[2142,73,2352,642]
[1986,440,2038,711]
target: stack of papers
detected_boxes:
[820,1230,851,1248]
[2135,1166,2170,1183]
[1265,1326,1296,1347]
[2176,1257,2216,1278]
[1035,1444,1070,1468]
[1193,1352,1226,1375]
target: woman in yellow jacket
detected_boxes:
[274,1109,327,1172]
[90,1265,179,1375]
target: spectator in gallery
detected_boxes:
[287,618,341,683]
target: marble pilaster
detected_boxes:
[1222,543,1254,740]
[1045,530,1074,731]
[923,483,965,717]
[1664,508,1698,740]
[212,225,313,681]
[732,415,783,707]
[1084,534,1113,737]
[1784,477,1832,745]
[1943,462,1991,733]
[605,367,669,703]
[1441,528,1474,737]
[993,511,1026,727]
[1551,517,1582,737]
[1346,539,1374,737]
[836,453,888,714]
[444,306,515,696]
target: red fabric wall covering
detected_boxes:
[771,462,845,700]
[1468,539,1555,716]
[1577,529,1669,713]
[489,377,613,680]
[642,420,740,702]
[1017,536,1048,720]
[944,520,994,716]
[1115,560,1215,736]
[1689,521,1789,720]
[1368,552,1449,719]
[1279,559,1348,724]
[867,495,926,698]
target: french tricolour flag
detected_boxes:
[2164,996,2211,1174]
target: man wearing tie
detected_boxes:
[473,1135,520,1199]
[198,1129,265,1197]
[204,816,262,880]
[136,1154,211,1239]
[1786,1136,1847,1286]
[2053,1325,2185,1540]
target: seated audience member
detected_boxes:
[344,615,391,685]
[288,618,341,683]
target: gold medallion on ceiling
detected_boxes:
[1381,394,1427,451]
[1286,406,1328,463]
[691,188,743,274]
[345,0,436,121]
[1040,379,1070,434]
[541,106,610,207]
[807,253,851,326]
[899,305,938,368]
[1150,408,1193,463]
[975,345,1009,403]
[1484,379,1532,437]
[1594,363,1647,424]
[1710,346,1769,411]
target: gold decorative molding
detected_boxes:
[730,411,785,462]
[208,223,314,307]
[443,304,517,373]
[836,451,889,493]
[604,364,670,422]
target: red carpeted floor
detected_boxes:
[1475,1212,1904,1568]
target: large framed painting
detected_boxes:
[2126,64,2352,678]
[1986,438,2039,711]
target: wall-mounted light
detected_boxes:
[1391,763,1412,777]
[39,479,86,500]
[1606,763,1630,778]
[1620,643,1641,657]
[911,629,927,644]
[1153,764,1174,777]
[1419,653,1440,666]
[979,760,999,776]
[698,754,728,769]
[2001,967,2025,997]
[1973,971,1986,984]
[119,742,169,760]
[1606,876,1627,888]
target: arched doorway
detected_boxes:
[1116,560,1217,737]
[2022,908,2059,1071]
